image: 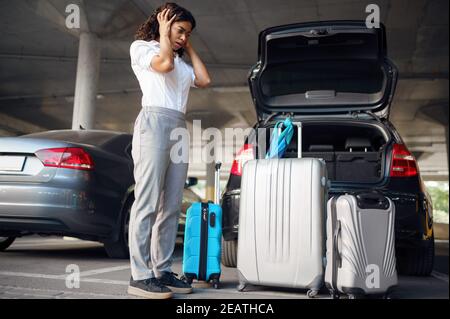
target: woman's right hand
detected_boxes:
[157,8,176,39]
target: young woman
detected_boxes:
[128,2,210,299]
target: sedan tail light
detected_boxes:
[390,143,418,177]
[35,147,94,171]
[230,144,255,176]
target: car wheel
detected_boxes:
[0,237,16,251]
[398,236,435,276]
[104,199,131,259]
[221,238,237,268]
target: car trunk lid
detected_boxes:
[249,21,398,120]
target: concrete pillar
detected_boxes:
[205,162,215,202]
[72,32,101,130]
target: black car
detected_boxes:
[0,129,200,258]
[220,21,435,276]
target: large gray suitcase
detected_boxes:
[325,193,398,299]
[237,157,328,297]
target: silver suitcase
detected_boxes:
[237,156,328,297]
[325,193,398,299]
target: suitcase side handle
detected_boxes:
[329,196,341,298]
[333,221,342,269]
[356,192,390,210]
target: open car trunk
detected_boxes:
[249,21,398,120]
[258,121,390,183]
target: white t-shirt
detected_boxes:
[130,40,196,114]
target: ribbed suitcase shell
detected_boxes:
[325,195,398,297]
[237,158,327,293]
[183,202,222,282]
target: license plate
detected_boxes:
[0,156,26,171]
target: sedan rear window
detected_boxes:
[23,130,121,147]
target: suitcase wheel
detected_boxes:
[307,289,319,298]
[237,283,246,292]
[348,294,364,299]
[331,292,340,299]
[181,275,193,285]
[212,280,220,289]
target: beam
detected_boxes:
[2,53,450,77]
[0,85,251,102]
[446,125,449,178]
[24,0,80,38]
[421,174,449,182]
[0,53,254,69]
[0,113,48,134]
[3,51,449,78]
[131,0,154,16]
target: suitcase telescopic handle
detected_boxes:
[292,122,302,159]
[214,162,222,205]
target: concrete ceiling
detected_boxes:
[0,0,448,180]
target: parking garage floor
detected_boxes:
[0,236,448,299]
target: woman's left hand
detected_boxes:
[184,39,193,55]
[185,39,211,88]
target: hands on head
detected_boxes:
[157,8,176,39]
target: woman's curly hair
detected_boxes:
[135,2,196,58]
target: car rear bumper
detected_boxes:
[221,190,241,241]
[221,188,432,248]
[0,184,119,241]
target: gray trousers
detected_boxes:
[129,106,188,280]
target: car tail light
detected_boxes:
[35,147,94,171]
[390,143,418,177]
[230,144,255,176]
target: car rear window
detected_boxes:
[23,130,121,147]
[260,60,385,97]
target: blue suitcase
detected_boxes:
[182,163,222,288]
